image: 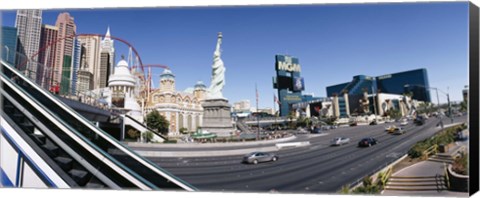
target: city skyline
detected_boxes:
[1,2,469,108]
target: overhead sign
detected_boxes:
[276,55,301,72]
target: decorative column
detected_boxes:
[343,92,350,117]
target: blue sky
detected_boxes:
[1,2,469,108]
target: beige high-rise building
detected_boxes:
[77,35,101,75]
[38,24,58,90]
[76,70,94,94]
[76,35,101,91]
[54,12,76,95]
[15,9,42,82]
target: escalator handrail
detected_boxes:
[124,114,167,140]
[1,60,196,191]
[1,74,155,189]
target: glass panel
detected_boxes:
[2,62,194,190]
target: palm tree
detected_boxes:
[287,111,296,129]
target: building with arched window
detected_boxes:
[145,69,207,137]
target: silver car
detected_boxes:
[392,127,406,135]
[242,152,278,164]
[331,137,350,146]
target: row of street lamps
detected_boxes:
[404,84,453,129]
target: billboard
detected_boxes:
[276,76,293,90]
[293,77,305,91]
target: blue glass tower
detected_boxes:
[71,38,81,95]
[1,26,18,65]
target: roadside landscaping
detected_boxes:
[340,123,468,194]
[407,123,466,159]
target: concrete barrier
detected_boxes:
[276,141,310,149]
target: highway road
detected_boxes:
[147,116,467,193]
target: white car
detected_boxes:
[392,127,406,135]
[400,120,408,126]
[297,127,309,134]
[385,119,395,123]
[331,137,350,146]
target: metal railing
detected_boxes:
[380,167,393,186]
[444,162,451,189]
[422,144,438,160]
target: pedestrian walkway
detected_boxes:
[382,142,469,197]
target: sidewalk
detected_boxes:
[382,142,469,197]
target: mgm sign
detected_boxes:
[276,55,301,73]
[274,55,305,116]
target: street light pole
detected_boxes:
[447,87,453,123]
[432,87,444,129]
[371,84,378,122]
[4,45,9,62]
[404,84,444,129]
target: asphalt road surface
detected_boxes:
[147,116,467,194]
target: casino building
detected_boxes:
[273,55,428,120]
[326,68,430,118]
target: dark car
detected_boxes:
[358,137,378,147]
[242,152,278,164]
[414,116,426,125]
[311,127,322,134]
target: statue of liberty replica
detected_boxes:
[202,32,234,137]
[208,32,226,99]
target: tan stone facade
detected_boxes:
[144,69,206,136]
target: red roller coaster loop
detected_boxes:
[19,33,173,93]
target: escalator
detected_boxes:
[0,60,196,191]
[236,119,251,133]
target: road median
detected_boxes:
[135,146,279,157]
